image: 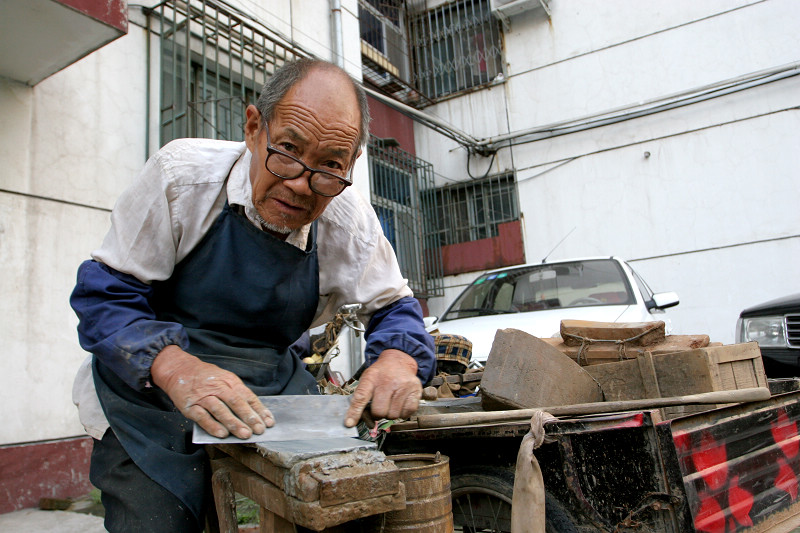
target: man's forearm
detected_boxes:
[70,260,189,390]
[363,296,436,384]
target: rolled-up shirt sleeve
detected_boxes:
[71,140,243,391]
[70,260,189,391]
[315,187,436,384]
[363,296,436,384]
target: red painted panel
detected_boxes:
[56,0,128,33]
[441,220,525,276]
[367,95,415,155]
[672,398,800,532]
[0,437,94,512]
[417,298,430,317]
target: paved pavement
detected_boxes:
[3,507,799,533]
[0,509,106,532]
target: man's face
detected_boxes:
[244,68,361,236]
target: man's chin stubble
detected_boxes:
[254,212,291,235]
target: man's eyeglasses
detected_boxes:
[264,127,353,197]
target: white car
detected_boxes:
[431,257,680,365]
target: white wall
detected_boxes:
[419,0,800,345]
[0,28,150,445]
[0,0,364,445]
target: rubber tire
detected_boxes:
[450,466,576,533]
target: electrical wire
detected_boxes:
[466,148,497,180]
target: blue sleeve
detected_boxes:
[69,260,189,391]
[363,296,436,384]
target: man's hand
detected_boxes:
[344,349,422,427]
[151,345,274,439]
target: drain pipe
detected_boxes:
[363,86,483,150]
[330,0,344,68]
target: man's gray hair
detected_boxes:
[255,58,371,149]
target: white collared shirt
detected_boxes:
[73,138,413,438]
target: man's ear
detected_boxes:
[244,105,262,152]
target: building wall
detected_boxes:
[419,0,800,345]
[367,95,416,155]
[0,0,363,453]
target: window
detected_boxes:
[408,0,503,100]
[368,137,443,298]
[149,0,303,147]
[359,0,402,54]
[430,174,519,247]
[442,260,636,321]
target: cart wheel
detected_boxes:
[450,467,576,533]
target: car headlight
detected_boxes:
[737,316,787,347]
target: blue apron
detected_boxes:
[93,200,320,522]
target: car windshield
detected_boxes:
[441,259,636,321]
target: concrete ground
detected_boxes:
[0,508,106,532]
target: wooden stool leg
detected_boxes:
[259,506,296,533]
[211,465,239,533]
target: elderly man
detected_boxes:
[70,58,435,532]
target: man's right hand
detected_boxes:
[150,345,274,439]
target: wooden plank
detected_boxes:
[542,335,711,365]
[652,350,716,396]
[210,460,239,533]
[585,359,647,401]
[215,444,290,493]
[637,352,662,399]
[480,328,603,410]
[709,342,761,364]
[414,388,771,428]
[560,320,665,347]
[428,372,483,387]
[260,507,295,533]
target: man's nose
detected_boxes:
[282,171,314,196]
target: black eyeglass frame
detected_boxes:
[263,125,355,198]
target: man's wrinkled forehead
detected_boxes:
[269,68,361,154]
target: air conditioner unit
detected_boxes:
[490,0,550,21]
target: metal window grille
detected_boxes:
[357,0,427,106]
[148,0,304,146]
[408,0,503,100]
[429,174,519,247]
[368,136,444,298]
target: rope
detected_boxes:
[511,410,557,533]
[311,313,345,356]
[564,326,660,363]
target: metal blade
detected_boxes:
[192,395,359,444]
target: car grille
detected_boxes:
[788,314,800,348]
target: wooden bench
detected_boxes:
[207,438,406,532]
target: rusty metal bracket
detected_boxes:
[613,492,682,532]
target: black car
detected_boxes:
[736,293,800,378]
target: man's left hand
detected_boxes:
[344,349,422,427]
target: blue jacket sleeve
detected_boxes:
[363,296,436,384]
[69,260,189,391]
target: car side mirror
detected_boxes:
[651,291,680,310]
[423,316,438,330]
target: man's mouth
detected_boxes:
[268,194,312,214]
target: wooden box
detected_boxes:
[586,342,767,418]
